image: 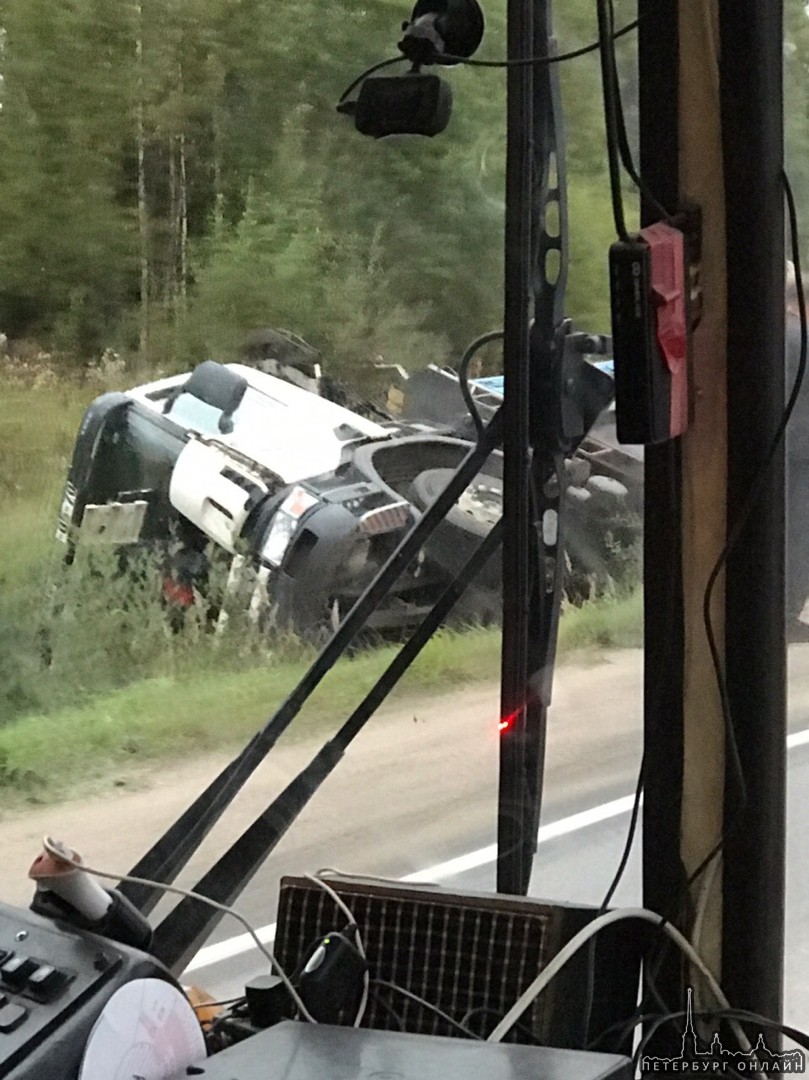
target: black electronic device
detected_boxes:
[244,974,293,1029]
[337,0,483,139]
[609,223,689,445]
[0,900,176,1080]
[182,1020,632,1079]
[298,930,367,1024]
[350,73,453,139]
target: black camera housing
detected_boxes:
[353,73,453,138]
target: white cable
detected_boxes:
[486,906,752,1053]
[305,872,369,1027]
[41,836,317,1024]
[316,867,438,889]
[690,852,723,1019]
[691,854,722,959]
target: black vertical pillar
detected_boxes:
[719,0,786,1025]
[640,0,787,1033]
[638,0,686,971]
[638,4,691,1056]
[497,0,565,896]
[497,0,537,896]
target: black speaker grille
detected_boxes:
[274,877,565,1042]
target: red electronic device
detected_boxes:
[643,221,688,437]
[609,221,690,444]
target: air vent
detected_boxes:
[274,876,639,1052]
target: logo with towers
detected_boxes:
[639,988,805,1074]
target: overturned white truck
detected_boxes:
[54,354,641,637]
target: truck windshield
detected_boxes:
[165,393,226,435]
[167,386,291,437]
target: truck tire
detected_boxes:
[409,468,502,589]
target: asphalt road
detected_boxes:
[443,737,809,1031]
[172,647,809,1034]
[3,645,805,1035]
[170,648,645,996]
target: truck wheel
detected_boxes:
[410,468,502,537]
[409,468,502,589]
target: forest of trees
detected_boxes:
[0,1,808,385]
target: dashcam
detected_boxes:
[345,73,453,138]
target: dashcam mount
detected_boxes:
[338,0,484,138]
[399,0,485,64]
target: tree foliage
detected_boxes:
[785,2,809,229]
[0,0,729,386]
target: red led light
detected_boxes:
[498,710,520,733]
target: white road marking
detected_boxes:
[184,923,278,972]
[400,792,638,883]
[184,726,809,975]
[184,793,637,973]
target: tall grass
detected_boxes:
[1,373,95,714]
[0,593,643,806]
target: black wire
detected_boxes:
[708,1009,809,1052]
[606,3,671,221]
[632,1009,685,1069]
[369,985,406,1031]
[372,980,482,1040]
[437,19,638,68]
[693,167,806,882]
[338,56,407,104]
[457,330,504,440]
[585,985,687,1056]
[585,1009,653,1052]
[338,21,639,107]
[461,1004,544,1044]
[596,0,629,240]
[632,1007,809,1072]
[438,19,635,67]
[192,995,247,1013]
[636,168,808,1043]
[632,1010,748,1080]
[604,759,646,911]
[206,1000,250,1046]
[193,989,249,1023]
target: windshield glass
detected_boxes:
[2,0,805,1062]
[168,383,369,448]
[0,0,639,1045]
[166,392,225,435]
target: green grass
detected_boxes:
[0,374,93,584]
[559,589,643,650]
[0,593,641,807]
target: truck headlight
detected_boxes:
[262,512,298,567]
[261,486,319,567]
